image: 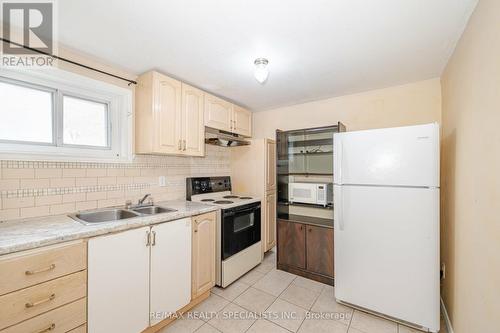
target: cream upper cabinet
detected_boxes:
[204,93,252,137]
[265,191,277,251]
[232,105,252,137]
[154,73,182,154]
[137,71,251,154]
[266,139,276,191]
[135,71,205,156]
[182,84,205,156]
[192,212,216,298]
[204,94,232,132]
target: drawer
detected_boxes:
[67,324,86,333]
[0,271,86,330]
[0,241,86,296]
[1,298,86,333]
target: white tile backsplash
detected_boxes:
[0,145,230,221]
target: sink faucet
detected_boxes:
[138,194,153,206]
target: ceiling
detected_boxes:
[58,0,478,111]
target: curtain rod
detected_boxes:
[0,38,138,86]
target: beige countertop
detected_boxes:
[277,214,334,229]
[0,200,219,256]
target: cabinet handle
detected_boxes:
[25,293,56,308]
[35,323,56,333]
[151,231,156,246]
[146,231,151,246]
[300,225,303,230]
[25,263,56,276]
[194,229,198,233]
[308,228,312,232]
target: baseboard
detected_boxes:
[440,297,454,333]
[142,290,211,333]
[277,263,334,286]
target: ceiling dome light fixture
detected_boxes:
[254,58,269,84]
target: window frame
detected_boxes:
[0,68,133,162]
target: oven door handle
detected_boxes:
[235,204,261,213]
[223,211,236,217]
[225,208,259,218]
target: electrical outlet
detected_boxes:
[158,176,166,187]
[440,263,446,280]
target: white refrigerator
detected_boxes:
[333,123,440,332]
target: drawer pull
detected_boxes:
[35,323,56,333]
[25,293,56,308]
[25,264,56,276]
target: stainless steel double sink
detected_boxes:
[69,205,176,225]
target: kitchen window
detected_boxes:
[0,80,55,145]
[62,95,110,148]
[0,69,132,161]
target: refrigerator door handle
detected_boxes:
[338,186,344,231]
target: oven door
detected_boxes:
[222,202,261,260]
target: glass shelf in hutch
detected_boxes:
[276,122,346,217]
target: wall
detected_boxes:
[440,0,500,332]
[253,78,442,139]
[0,45,230,222]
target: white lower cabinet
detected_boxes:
[150,218,192,325]
[88,218,192,332]
[88,226,150,333]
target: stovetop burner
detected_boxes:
[201,199,215,202]
[240,197,253,199]
[214,200,234,204]
[223,195,239,199]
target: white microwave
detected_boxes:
[289,182,333,207]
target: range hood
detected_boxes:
[205,128,250,147]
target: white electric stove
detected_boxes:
[186,177,262,287]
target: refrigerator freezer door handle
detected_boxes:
[339,140,344,183]
[336,138,343,185]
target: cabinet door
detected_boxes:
[265,191,277,251]
[150,218,192,325]
[192,212,216,298]
[266,139,276,191]
[306,225,334,277]
[153,73,182,154]
[232,105,252,137]
[181,83,205,156]
[204,94,232,132]
[277,220,306,269]
[88,227,150,333]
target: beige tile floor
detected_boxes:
[161,249,448,333]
